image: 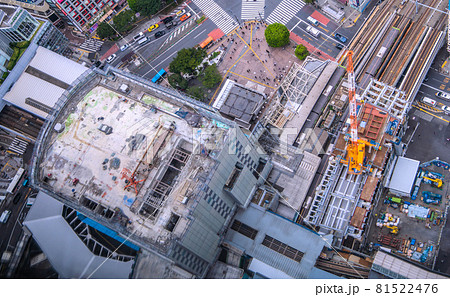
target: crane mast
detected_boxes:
[346,51,358,147]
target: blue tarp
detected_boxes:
[77,212,140,251]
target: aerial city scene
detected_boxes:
[0,0,449,286]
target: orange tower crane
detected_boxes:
[342,51,377,174]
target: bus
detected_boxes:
[7,168,25,194]
[199,36,213,49]
[151,69,167,84]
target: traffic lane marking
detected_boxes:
[412,105,449,123]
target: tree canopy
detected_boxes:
[128,0,160,16]
[295,45,309,60]
[113,10,135,32]
[168,73,189,90]
[97,22,115,39]
[169,47,207,75]
[264,23,290,47]
[200,64,222,89]
[187,86,206,102]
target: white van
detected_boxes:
[137,37,149,45]
[307,16,319,26]
[0,210,11,224]
[133,32,145,42]
[306,25,320,37]
[422,96,437,107]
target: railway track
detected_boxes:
[315,258,371,279]
[379,0,441,85]
[401,15,447,98]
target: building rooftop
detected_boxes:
[38,82,230,244]
[225,205,332,279]
[24,191,134,278]
[386,156,420,196]
[214,80,265,129]
[2,46,87,118]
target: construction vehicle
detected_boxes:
[386,225,399,235]
[422,191,442,205]
[340,51,379,174]
[422,176,443,188]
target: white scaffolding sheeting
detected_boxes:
[360,79,408,120]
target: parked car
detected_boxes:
[333,33,347,43]
[180,13,191,22]
[336,43,344,50]
[166,21,175,29]
[0,210,11,224]
[98,124,113,135]
[120,44,129,51]
[148,23,159,32]
[422,96,437,107]
[436,91,450,100]
[441,105,450,114]
[106,54,117,63]
[155,31,166,38]
[176,9,186,17]
[162,16,173,24]
[13,193,21,204]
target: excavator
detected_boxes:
[340,51,379,174]
[386,225,399,235]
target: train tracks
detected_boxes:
[315,258,371,279]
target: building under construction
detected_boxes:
[30,67,272,278]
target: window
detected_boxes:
[224,162,243,190]
[231,219,258,239]
[261,235,304,262]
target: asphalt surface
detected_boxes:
[108,0,373,83]
[0,183,34,265]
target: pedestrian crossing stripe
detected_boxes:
[241,0,265,20]
[266,0,305,25]
[192,0,237,35]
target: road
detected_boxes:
[132,19,216,80]
[0,182,34,273]
[108,0,373,81]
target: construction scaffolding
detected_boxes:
[359,79,408,120]
[264,57,328,128]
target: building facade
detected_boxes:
[34,20,69,54]
[0,33,12,76]
[46,0,118,32]
[0,7,40,42]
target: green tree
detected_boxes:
[295,45,309,60]
[200,64,222,89]
[187,86,206,101]
[304,0,315,3]
[168,73,189,90]
[97,22,115,39]
[128,0,160,16]
[113,10,135,32]
[264,23,290,47]
[169,47,207,75]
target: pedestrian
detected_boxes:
[230,56,232,59]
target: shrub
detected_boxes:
[295,45,309,60]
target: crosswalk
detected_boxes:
[79,39,104,53]
[192,0,238,35]
[241,0,265,20]
[266,0,305,25]
[8,137,28,155]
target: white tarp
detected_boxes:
[407,204,429,219]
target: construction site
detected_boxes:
[30,65,275,277]
[299,0,450,277]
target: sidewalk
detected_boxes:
[315,0,361,28]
